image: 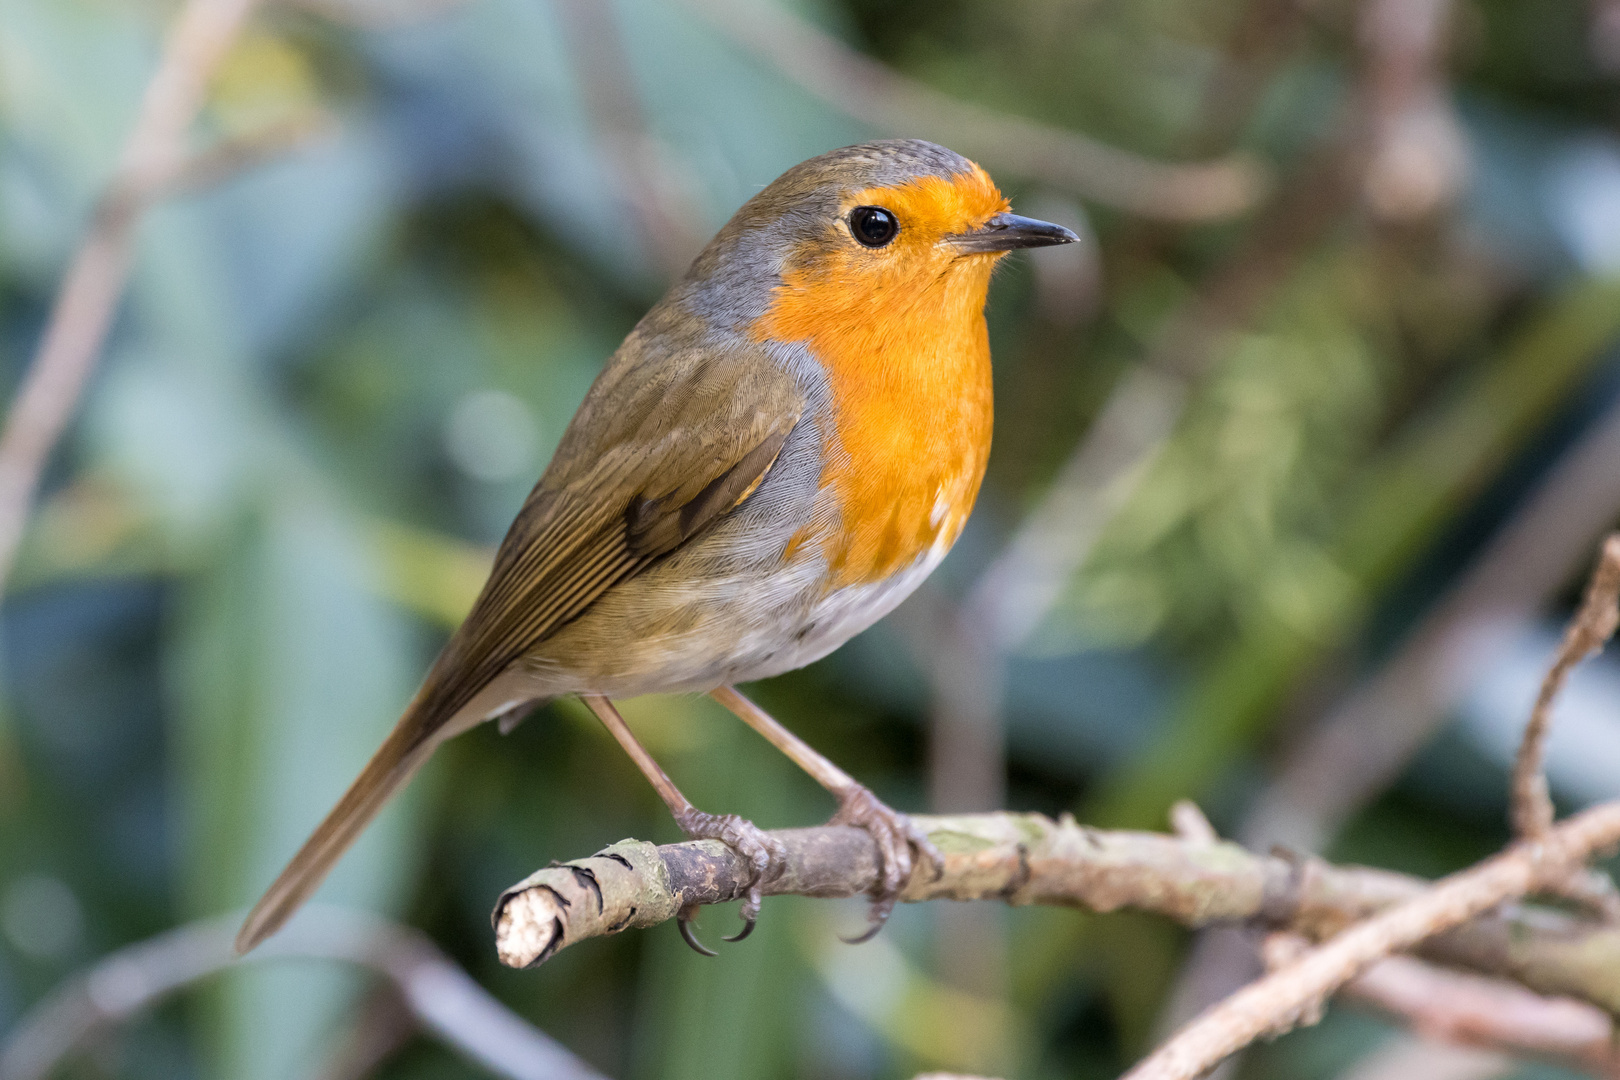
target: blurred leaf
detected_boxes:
[369,517,490,628]
[172,495,423,1079]
[209,28,325,138]
[0,0,151,222]
[802,913,1033,1076]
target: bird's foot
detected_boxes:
[829,786,942,942]
[673,808,787,951]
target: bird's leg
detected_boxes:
[710,685,942,939]
[579,693,785,948]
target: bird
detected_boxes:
[235,139,1078,956]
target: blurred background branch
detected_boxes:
[0,0,264,601]
[0,908,605,1080]
[1333,952,1620,1077]
[285,0,473,28]
[552,0,709,277]
[680,0,1271,222]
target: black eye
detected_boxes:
[849,206,899,248]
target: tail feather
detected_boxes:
[234,711,441,955]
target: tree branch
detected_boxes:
[1120,803,1620,1079]
[491,809,1620,1019]
[1512,535,1620,840]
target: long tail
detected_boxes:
[234,698,445,954]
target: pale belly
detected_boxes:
[727,533,950,684]
[497,518,951,701]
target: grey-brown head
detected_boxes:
[675,140,1077,329]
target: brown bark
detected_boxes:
[492,810,1620,1020]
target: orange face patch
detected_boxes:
[751,165,1009,587]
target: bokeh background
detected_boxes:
[4,0,1620,1077]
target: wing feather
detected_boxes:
[409,343,805,736]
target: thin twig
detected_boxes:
[1511,534,1620,839]
[1119,801,1620,1080]
[1170,511,1620,1061]
[1169,799,1220,846]
[679,0,1268,221]
[0,908,605,1080]
[1138,539,1620,1079]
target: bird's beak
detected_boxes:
[945,212,1080,253]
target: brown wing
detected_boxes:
[412,344,803,738]
[235,338,803,953]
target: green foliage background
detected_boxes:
[2,0,1619,1077]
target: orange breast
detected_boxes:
[752,234,997,588]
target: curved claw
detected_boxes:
[727,884,763,942]
[840,920,887,946]
[841,894,897,944]
[673,810,783,952]
[678,914,718,957]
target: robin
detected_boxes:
[236,139,1077,955]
